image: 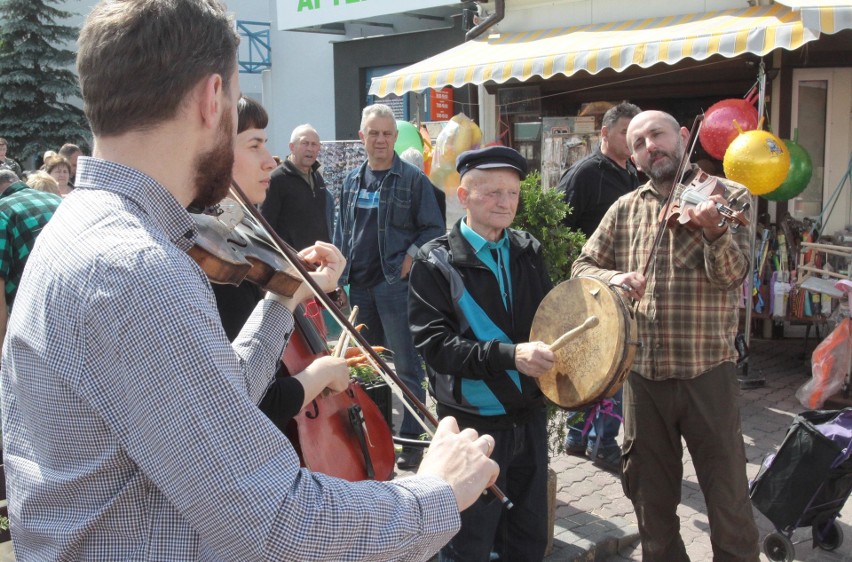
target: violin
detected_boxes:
[190,182,514,506]
[661,167,751,232]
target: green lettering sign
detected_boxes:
[297,0,315,11]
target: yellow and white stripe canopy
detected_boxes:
[369,3,852,97]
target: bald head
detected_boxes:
[626,111,681,153]
[626,110,688,191]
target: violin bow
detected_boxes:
[226,181,514,508]
[639,114,704,280]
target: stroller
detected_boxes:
[749,408,852,562]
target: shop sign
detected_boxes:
[430,88,453,121]
[278,0,456,31]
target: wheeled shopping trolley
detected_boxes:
[749,408,852,562]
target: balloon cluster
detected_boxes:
[699,97,812,201]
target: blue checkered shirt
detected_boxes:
[0,157,459,561]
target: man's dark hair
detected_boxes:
[237,96,268,135]
[58,144,82,158]
[602,102,642,130]
[77,0,240,136]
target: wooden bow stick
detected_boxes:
[549,316,599,352]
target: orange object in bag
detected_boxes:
[796,318,852,409]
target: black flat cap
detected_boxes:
[456,146,529,180]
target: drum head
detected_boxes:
[530,277,635,409]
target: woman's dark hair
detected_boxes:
[237,96,269,134]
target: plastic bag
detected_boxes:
[796,318,852,409]
[428,113,482,193]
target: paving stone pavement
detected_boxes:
[548,337,852,562]
[396,337,852,561]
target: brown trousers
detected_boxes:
[621,363,760,561]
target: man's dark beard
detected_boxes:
[189,112,235,209]
[646,137,685,186]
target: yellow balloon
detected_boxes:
[723,130,791,195]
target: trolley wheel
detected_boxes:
[813,516,844,551]
[763,532,794,562]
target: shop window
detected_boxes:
[790,71,829,221]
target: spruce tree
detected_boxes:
[0,0,90,165]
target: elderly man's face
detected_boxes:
[459,168,520,240]
[360,115,398,168]
[290,130,321,172]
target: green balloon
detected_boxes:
[762,139,813,201]
[394,120,423,156]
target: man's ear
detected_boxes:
[197,74,225,129]
[457,183,470,208]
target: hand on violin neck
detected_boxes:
[267,241,347,310]
[688,195,729,242]
[417,417,499,511]
[299,241,346,292]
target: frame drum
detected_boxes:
[530,277,639,409]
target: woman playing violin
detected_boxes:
[208,95,350,424]
[572,110,760,561]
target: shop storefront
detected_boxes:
[368,1,852,338]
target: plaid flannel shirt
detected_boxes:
[572,170,753,380]
[0,182,61,306]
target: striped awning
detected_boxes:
[776,0,852,32]
[369,3,852,97]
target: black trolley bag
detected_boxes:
[749,408,852,561]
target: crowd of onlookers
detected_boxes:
[0,138,82,197]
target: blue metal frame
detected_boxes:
[236,20,271,74]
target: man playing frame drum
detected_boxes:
[409,146,555,561]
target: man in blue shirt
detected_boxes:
[334,103,446,469]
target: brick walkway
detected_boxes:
[545,337,852,561]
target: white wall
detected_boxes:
[264,26,340,157]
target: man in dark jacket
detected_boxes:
[556,101,640,472]
[261,124,333,251]
[409,146,555,562]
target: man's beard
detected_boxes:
[645,137,685,186]
[189,112,235,209]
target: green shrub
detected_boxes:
[514,171,586,285]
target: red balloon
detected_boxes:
[700,95,759,160]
